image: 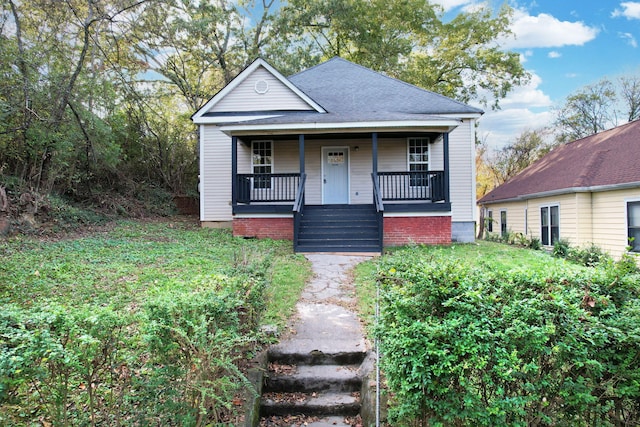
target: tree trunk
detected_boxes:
[0,186,10,236]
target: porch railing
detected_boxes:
[236,173,301,204]
[376,171,446,202]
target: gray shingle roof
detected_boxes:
[478,119,640,204]
[289,57,483,116]
[203,57,482,126]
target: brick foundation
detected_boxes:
[384,216,451,246]
[233,217,294,240]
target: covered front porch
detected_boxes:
[230,131,453,252]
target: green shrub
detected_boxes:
[527,236,542,250]
[552,238,571,258]
[375,250,640,426]
[0,304,130,426]
[139,274,264,425]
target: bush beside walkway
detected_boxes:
[358,243,640,426]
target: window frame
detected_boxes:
[251,140,273,189]
[540,204,560,246]
[627,199,640,253]
[407,137,430,187]
[500,210,507,236]
[487,210,493,233]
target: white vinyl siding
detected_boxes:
[482,188,640,260]
[449,120,476,222]
[211,66,313,112]
[592,190,634,256]
[200,126,232,221]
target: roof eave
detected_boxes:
[478,181,640,205]
[218,119,463,135]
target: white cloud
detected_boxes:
[498,73,553,109]
[548,51,562,58]
[619,32,639,47]
[473,72,555,148]
[477,108,556,148]
[500,9,599,48]
[612,2,640,19]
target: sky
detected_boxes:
[436,0,640,149]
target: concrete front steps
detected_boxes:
[260,347,367,426]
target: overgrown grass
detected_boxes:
[0,219,310,325]
[0,219,311,425]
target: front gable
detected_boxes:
[192,59,324,123]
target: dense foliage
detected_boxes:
[0,220,310,425]
[374,245,640,426]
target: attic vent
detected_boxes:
[254,79,269,94]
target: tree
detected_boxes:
[477,128,556,201]
[619,74,640,122]
[269,0,528,108]
[0,0,155,194]
[554,79,618,143]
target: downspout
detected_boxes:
[231,136,238,208]
[443,132,450,204]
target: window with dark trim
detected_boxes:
[487,210,493,232]
[252,140,272,189]
[628,201,640,252]
[500,210,507,236]
[408,137,429,187]
[541,205,559,246]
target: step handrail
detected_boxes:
[293,173,307,214]
[293,173,307,252]
[371,173,384,213]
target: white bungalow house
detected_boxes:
[192,57,483,252]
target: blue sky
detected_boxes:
[437,0,640,148]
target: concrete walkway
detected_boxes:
[266,254,373,427]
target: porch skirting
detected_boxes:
[233,217,294,240]
[383,216,451,246]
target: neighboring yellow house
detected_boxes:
[478,119,640,260]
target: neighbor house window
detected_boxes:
[500,210,507,236]
[541,205,559,246]
[252,140,272,189]
[628,201,640,252]
[408,137,430,187]
[487,210,493,232]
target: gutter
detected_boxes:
[478,181,640,206]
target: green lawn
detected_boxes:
[0,219,311,326]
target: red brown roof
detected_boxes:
[478,119,640,204]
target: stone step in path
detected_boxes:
[258,254,374,427]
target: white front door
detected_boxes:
[322,147,349,204]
